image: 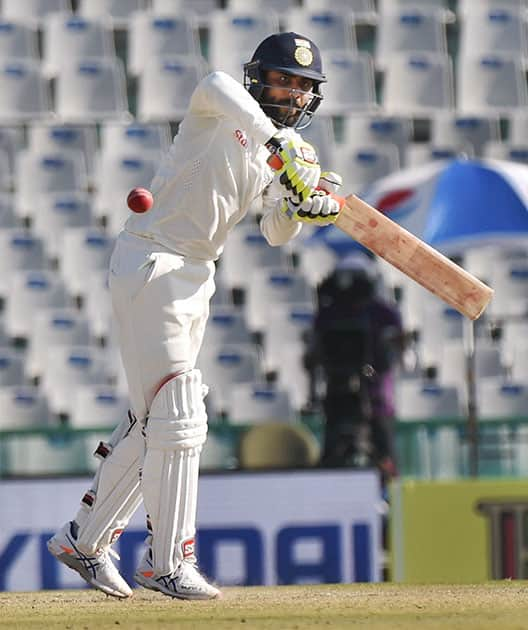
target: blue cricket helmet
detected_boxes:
[243,32,326,130]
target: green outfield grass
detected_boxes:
[2,583,528,630]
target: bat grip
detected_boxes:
[266,152,346,208]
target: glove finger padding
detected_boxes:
[281,190,341,225]
[318,171,343,194]
[266,134,321,203]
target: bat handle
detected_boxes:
[266,153,346,208]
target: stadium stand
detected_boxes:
[227,382,296,425]
[1,0,528,479]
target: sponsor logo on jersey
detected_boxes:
[182,538,195,558]
[234,129,248,149]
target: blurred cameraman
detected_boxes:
[305,253,405,480]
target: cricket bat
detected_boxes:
[335,194,493,321]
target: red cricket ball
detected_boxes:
[127,187,153,213]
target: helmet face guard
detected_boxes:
[244,32,326,131]
[244,60,323,130]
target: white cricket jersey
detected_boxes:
[124,71,303,261]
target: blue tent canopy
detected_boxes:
[425,160,528,247]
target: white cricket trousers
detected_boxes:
[108,230,216,420]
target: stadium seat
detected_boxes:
[0,19,38,60]
[457,54,528,116]
[32,192,94,260]
[245,266,315,333]
[0,126,24,185]
[55,58,131,123]
[489,258,528,318]
[341,114,412,167]
[379,0,450,11]
[397,275,446,333]
[296,241,338,289]
[15,149,88,220]
[238,421,319,469]
[300,115,337,174]
[0,59,52,123]
[0,148,12,191]
[405,141,474,167]
[0,228,46,297]
[77,0,149,29]
[227,382,296,425]
[263,302,314,372]
[317,51,377,116]
[500,321,528,369]
[220,224,289,292]
[128,12,201,77]
[40,344,113,416]
[0,194,18,228]
[375,7,448,70]
[152,0,220,17]
[0,385,51,430]
[303,0,377,23]
[81,269,113,340]
[508,110,528,143]
[209,267,234,308]
[93,153,158,234]
[0,349,25,386]
[70,384,130,428]
[42,13,116,78]
[479,378,528,418]
[99,121,172,159]
[462,244,528,284]
[25,307,92,380]
[58,227,113,299]
[438,339,505,398]
[202,304,252,347]
[458,0,528,13]
[136,55,207,123]
[382,51,455,116]
[228,0,298,13]
[274,339,313,411]
[27,122,98,179]
[458,6,528,61]
[333,143,400,192]
[4,270,72,340]
[207,11,279,75]
[483,141,528,166]
[510,342,528,382]
[430,113,501,157]
[197,342,264,414]
[281,9,357,52]
[419,304,464,368]
[1,0,73,28]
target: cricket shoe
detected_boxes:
[47,521,133,599]
[134,550,220,600]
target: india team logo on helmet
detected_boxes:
[293,38,314,67]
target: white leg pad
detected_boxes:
[141,369,208,577]
[75,412,145,554]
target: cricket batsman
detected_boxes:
[47,31,343,600]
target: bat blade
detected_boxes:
[335,194,494,320]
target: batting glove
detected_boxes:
[318,171,343,194]
[280,189,342,226]
[266,132,321,203]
